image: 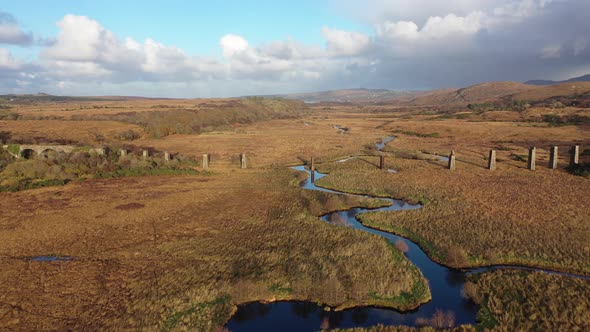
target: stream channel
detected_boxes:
[226,136,588,331]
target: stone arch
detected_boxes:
[39,148,58,160]
[21,148,37,159]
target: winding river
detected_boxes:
[225,137,588,331]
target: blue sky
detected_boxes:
[3,0,369,57]
[1,1,589,97]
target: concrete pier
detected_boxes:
[143,150,149,159]
[164,152,170,161]
[528,147,536,171]
[488,150,496,170]
[202,154,209,169]
[240,153,247,169]
[120,149,127,157]
[570,145,580,166]
[549,146,558,169]
[448,150,456,171]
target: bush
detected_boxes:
[116,130,141,141]
[566,163,590,177]
[446,246,468,266]
[462,281,481,304]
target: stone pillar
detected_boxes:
[448,150,456,171]
[120,149,127,157]
[143,150,149,159]
[380,155,385,169]
[549,146,558,169]
[164,152,170,161]
[240,153,247,169]
[528,147,536,171]
[95,148,105,156]
[488,150,496,170]
[202,154,209,169]
[570,145,580,167]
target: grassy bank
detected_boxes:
[314,156,590,275]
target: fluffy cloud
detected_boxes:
[40,15,227,82]
[0,11,33,46]
[322,27,371,56]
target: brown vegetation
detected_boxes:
[1,81,589,330]
[316,155,589,274]
[0,167,429,330]
[468,270,590,330]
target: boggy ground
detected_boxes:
[337,269,590,331]
[1,100,589,330]
[314,150,590,275]
[0,167,430,330]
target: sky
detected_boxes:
[1,0,589,98]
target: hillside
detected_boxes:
[509,81,590,102]
[268,89,424,103]
[525,74,590,86]
[403,82,539,107]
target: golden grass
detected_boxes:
[0,167,429,330]
[468,270,590,330]
[0,120,143,145]
[1,97,589,330]
[315,151,590,274]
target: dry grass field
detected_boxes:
[0,165,429,330]
[0,92,589,330]
[0,119,143,145]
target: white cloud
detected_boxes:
[40,14,226,81]
[220,34,250,58]
[322,27,371,56]
[376,10,486,44]
[259,39,324,60]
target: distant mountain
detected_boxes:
[266,88,425,104]
[525,74,590,86]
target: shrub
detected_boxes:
[462,281,481,304]
[446,246,468,266]
[566,163,590,177]
[116,130,141,141]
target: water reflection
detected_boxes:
[231,302,272,322]
[292,302,318,319]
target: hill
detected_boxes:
[267,89,424,104]
[402,81,539,107]
[510,81,590,102]
[525,74,590,86]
